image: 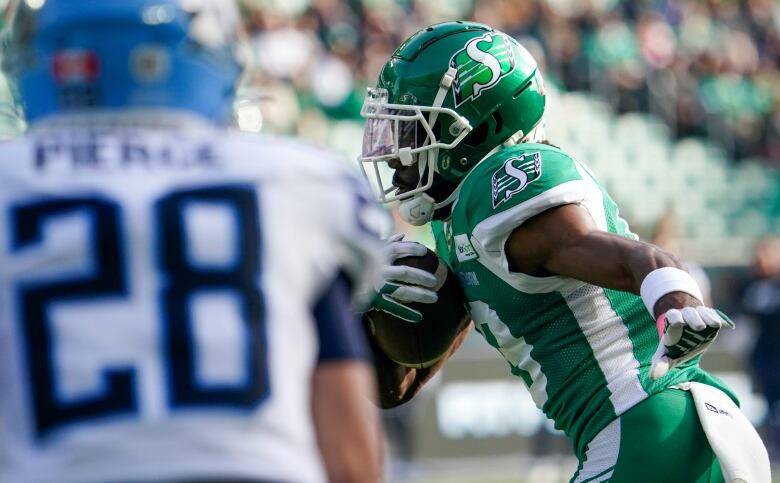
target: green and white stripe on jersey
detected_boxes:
[470,300,548,407]
[434,143,733,456]
[570,418,620,483]
[561,284,647,415]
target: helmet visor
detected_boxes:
[358,86,472,204]
[361,115,421,160]
[361,88,425,162]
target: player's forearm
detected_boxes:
[625,244,712,317]
[366,335,435,409]
[569,236,709,320]
[653,292,703,318]
[507,205,685,293]
[312,363,383,483]
[369,348,418,408]
[542,231,685,294]
[622,240,686,293]
[548,229,706,317]
[365,320,472,408]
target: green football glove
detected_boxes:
[359,234,438,323]
[650,307,735,380]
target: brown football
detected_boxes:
[364,246,469,369]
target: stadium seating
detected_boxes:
[544,91,780,263]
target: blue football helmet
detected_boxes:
[2,0,244,124]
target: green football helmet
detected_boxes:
[359,21,546,225]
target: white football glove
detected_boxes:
[358,234,439,323]
[650,307,735,380]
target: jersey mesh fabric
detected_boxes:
[433,143,735,456]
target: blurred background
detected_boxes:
[1,0,779,481]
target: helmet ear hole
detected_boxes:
[463,121,489,147]
[493,111,503,134]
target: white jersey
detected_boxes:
[0,117,387,483]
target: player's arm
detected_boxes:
[505,203,686,310]
[366,319,472,409]
[313,364,382,483]
[358,236,472,408]
[311,274,383,483]
[505,203,733,378]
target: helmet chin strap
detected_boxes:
[427,67,457,130]
[398,66,459,227]
[398,183,462,226]
[399,194,435,226]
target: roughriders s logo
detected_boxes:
[450,33,515,107]
[492,152,542,208]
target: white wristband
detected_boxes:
[639,267,704,316]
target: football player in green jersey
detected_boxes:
[359,22,771,483]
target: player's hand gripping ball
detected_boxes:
[364,236,469,369]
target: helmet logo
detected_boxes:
[450,33,515,107]
[491,152,542,208]
[53,51,100,84]
[399,93,418,105]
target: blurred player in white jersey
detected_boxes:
[0,1,387,482]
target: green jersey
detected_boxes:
[431,143,733,457]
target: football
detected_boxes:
[364,246,470,369]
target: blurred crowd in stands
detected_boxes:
[241,0,780,164]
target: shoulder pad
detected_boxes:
[453,143,585,230]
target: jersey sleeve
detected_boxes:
[292,158,391,360]
[331,172,392,304]
[246,133,391,308]
[312,270,369,363]
[455,144,590,264]
[291,156,390,306]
